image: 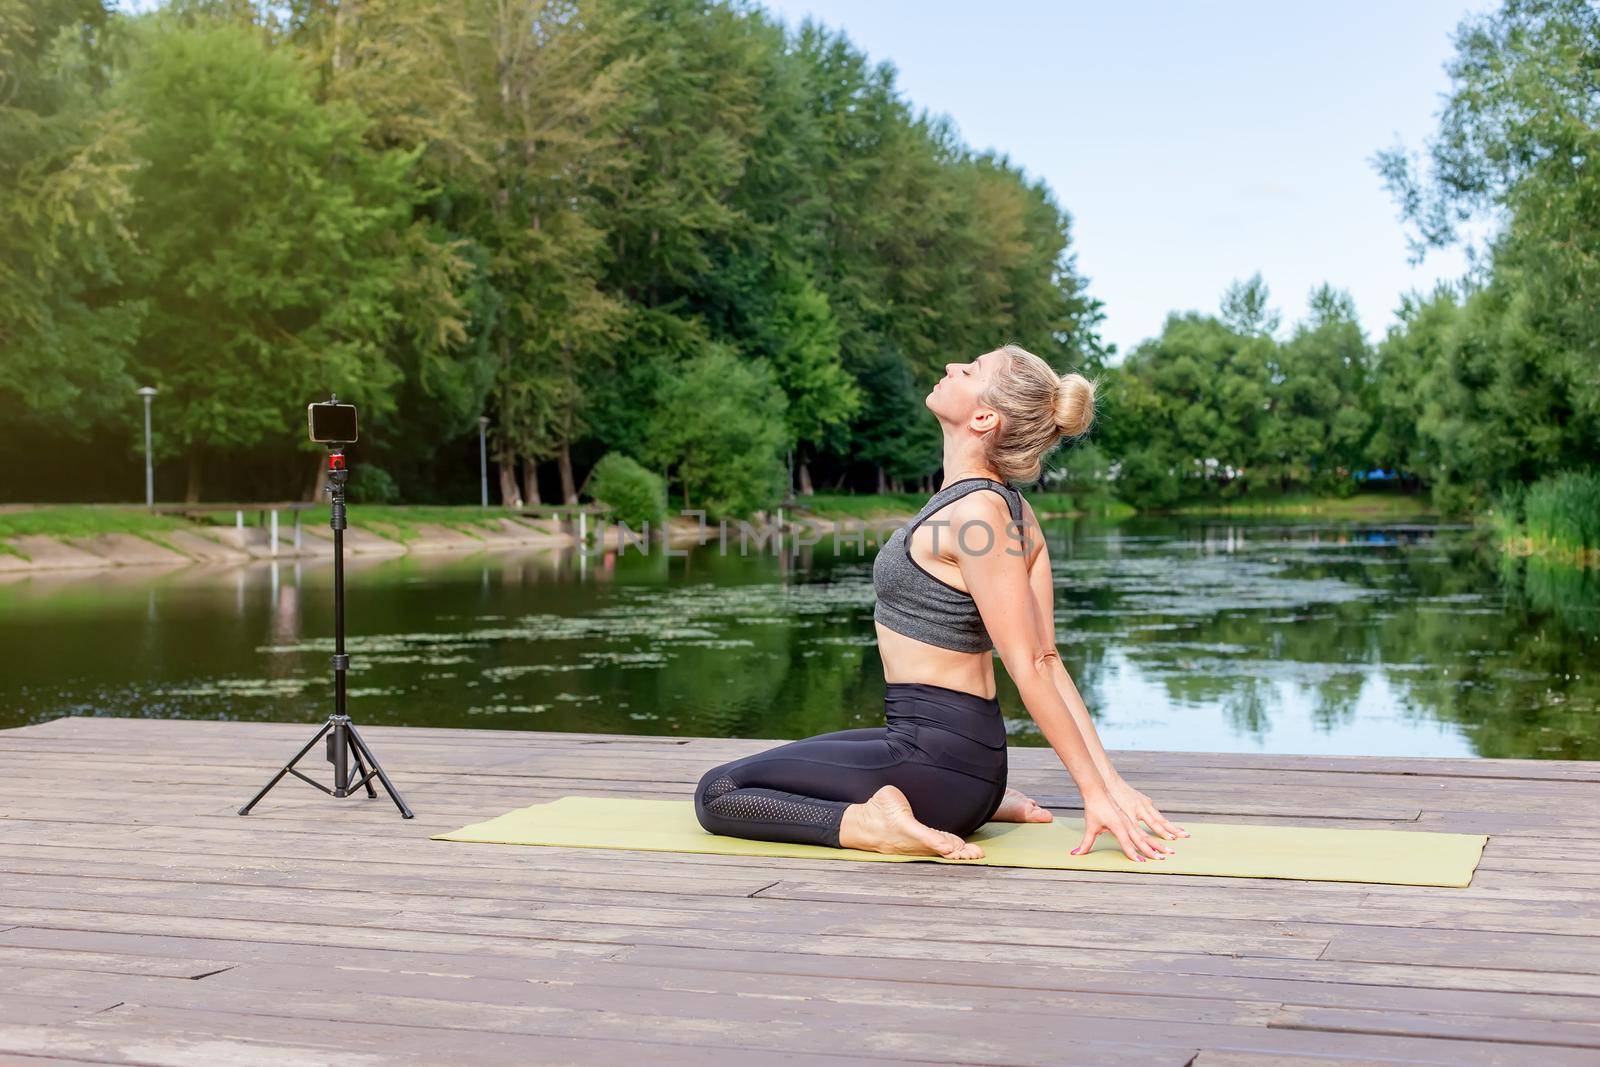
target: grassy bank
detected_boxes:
[0,503,530,553]
[1493,471,1600,569]
[1165,490,1433,518]
[0,506,193,540]
[0,505,197,559]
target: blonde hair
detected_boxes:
[979,343,1096,484]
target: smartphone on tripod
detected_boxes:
[240,395,412,819]
[308,400,358,445]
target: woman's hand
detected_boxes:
[1072,788,1173,862]
[1106,773,1189,844]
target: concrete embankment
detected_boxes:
[0,513,776,573]
[0,516,577,574]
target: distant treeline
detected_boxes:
[4,0,1595,522]
[1097,0,1600,516]
[3,0,1104,512]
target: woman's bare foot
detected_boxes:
[990,786,1054,823]
[839,785,984,859]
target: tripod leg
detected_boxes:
[344,722,414,819]
[239,720,334,815]
[350,742,378,798]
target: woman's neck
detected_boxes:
[939,438,1001,490]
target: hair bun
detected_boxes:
[1054,373,1095,437]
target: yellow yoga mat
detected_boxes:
[434,795,1488,888]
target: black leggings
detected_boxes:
[693,682,1009,848]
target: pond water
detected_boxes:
[2,516,1596,759]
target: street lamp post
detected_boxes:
[136,387,158,510]
[478,416,490,508]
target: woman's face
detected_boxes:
[926,349,1001,432]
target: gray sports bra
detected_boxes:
[871,477,1025,653]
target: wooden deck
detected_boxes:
[0,716,1596,1066]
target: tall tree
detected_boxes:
[1265,285,1373,491]
[463,0,631,506]
[290,0,493,501]
[1220,273,1281,338]
[0,0,143,432]
[1373,0,1600,505]
[112,12,420,499]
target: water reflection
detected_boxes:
[0,517,1594,759]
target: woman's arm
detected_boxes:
[1022,506,1189,843]
[951,492,1169,861]
[1025,535,1119,782]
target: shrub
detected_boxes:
[585,452,666,530]
[348,464,400,504]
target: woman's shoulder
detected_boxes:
[941,482,1021,527]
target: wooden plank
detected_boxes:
[1269,1003,1600,1050]
[0,1012,881,1067]
[12,729,1588,792]
[1192,1052,1419,1067]
[0,994,123,1027]
[1320,927,1600,973]
[1,967,1192,1067]
[9,925,1595,1026]
[5,744,1594,815]
[0,944,231,980]
[0,879,1338,962]
[0,846,1583,944]
[15,964,1595,1067]
[611,942,1600,1020]
[11,715,1599,778]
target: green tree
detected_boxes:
[112,12,423,500]
[0,0,144,431]
[1101,309,1271,504]
[1263,284,1373,493]
[1373,0,1600,504]
[466,0,631,506]
[1369,282,1461,484]
[745,266,859,495]
[1219,272,1281,338]
[644,343,788,517]
[0,0,1118,506]
[290,0,494,502]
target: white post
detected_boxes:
[478,416,490,508]
[136,386,157,510]
[235,509,243,529]
[294,510,302,551]
[578,510,587,547]
[269,509,279,556]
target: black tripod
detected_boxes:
[240,442,413,818]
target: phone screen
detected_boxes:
[308,403,358,443]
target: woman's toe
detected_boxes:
[936,832,982,860]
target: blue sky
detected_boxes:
[759,0,1490,358]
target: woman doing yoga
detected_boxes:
[693,344,1189,862]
